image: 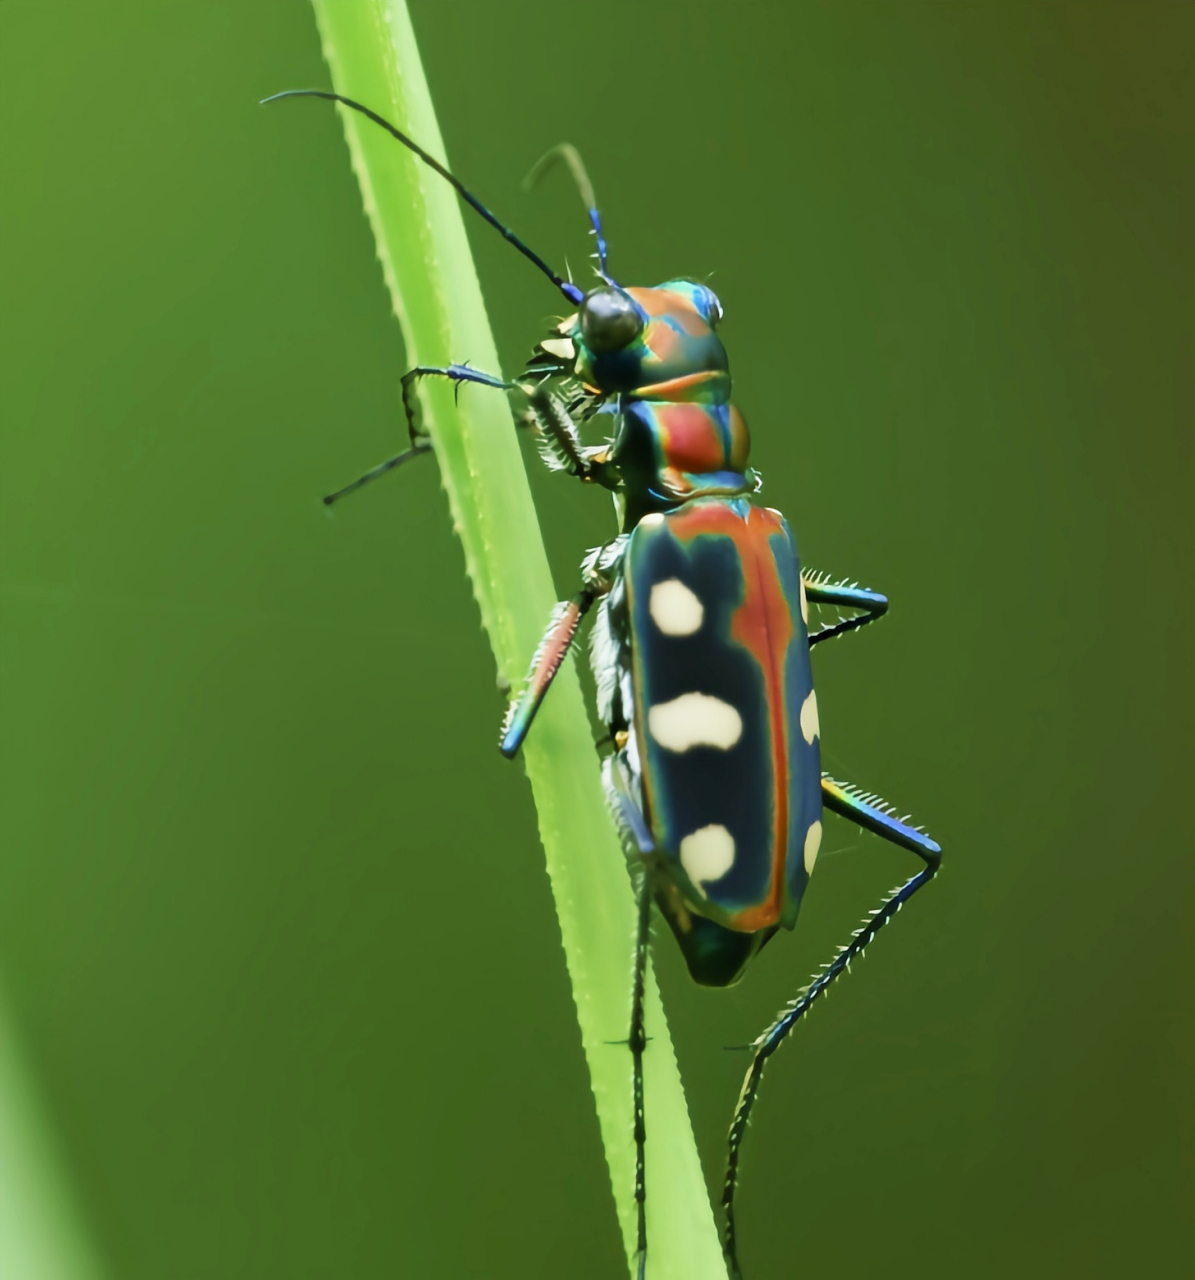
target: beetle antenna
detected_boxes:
[262,90,585,305]
[524,143,612,281]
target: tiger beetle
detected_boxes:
[264,88,941,1280]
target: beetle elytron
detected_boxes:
[265,88,941,1280]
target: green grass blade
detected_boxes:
[0,985,106,1280]
[303,3,727,1276]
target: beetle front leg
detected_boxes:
[324,367,614,505]
[399,363,516,447]
[525,384,620,490]
[323,363,516,506]
[322,439,435,506]
[721,778,941,1277]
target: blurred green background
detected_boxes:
[2,2,1191,1277]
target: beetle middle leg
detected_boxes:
[803,571,889,646]
[498,589,597,757]
[721,779,941,1278]
[500,539,626,757]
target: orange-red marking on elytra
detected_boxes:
[668,503,794,930]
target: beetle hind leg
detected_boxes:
[601,752,655,1280]
[820,773,942,859]
[629,854,652,1280]
[720,775,940,1277]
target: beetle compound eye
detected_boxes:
[581,288,643,353]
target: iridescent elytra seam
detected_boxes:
[265,88,942,1280]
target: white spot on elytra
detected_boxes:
[649,579,704,635]
[799,576,809,625]
[639,512,665,528]
[800,689,820,744]
[680,824,736,896]
[648,693,742,752]
[803,820,823,875]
